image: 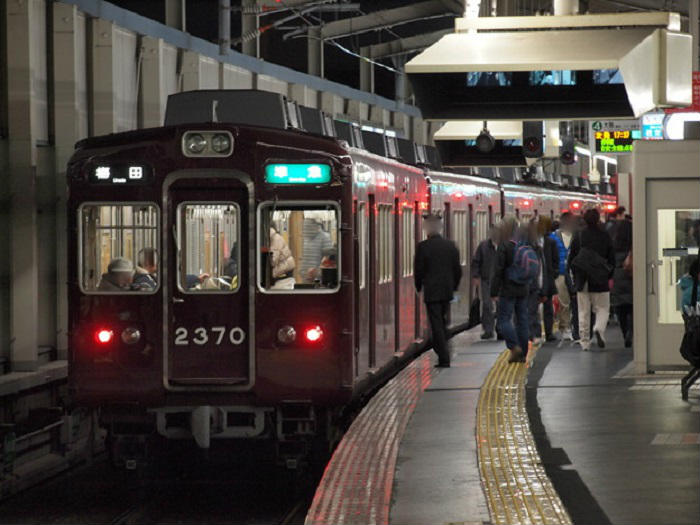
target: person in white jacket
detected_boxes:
[270,227,296,289]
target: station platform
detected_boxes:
[305,328,700,525]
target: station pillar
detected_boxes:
[6,0,39,371]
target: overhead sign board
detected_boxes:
[641,113,665,140]
[591,119,641,154]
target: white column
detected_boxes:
[7,0,39,371]
[90,18,115,135]
[140,36,166,128]
[307,26,323,77]
[53,3,88,359]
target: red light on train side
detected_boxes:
[304,326,324,343]
[95,329,114,345]
[604,203,617,212]
[521,199,532,208]
[571,201,581,210]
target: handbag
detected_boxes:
[623,251,632,273]
[680,272,700,367]
[467,295,481,329]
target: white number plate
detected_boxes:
[174,326,246,346]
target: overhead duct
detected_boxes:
[405,12,692,120]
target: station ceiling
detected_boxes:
[110,0,691,99]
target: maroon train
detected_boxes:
[66,90,613,467]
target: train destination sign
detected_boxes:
[591,119,641,154]
[88,163,153,184]
[265,163,331,184]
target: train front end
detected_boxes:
[67,122,353,467]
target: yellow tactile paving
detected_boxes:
[476,349,572,525]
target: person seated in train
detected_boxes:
[319,246,338,288]
[300,218,333,284]
[184,272,211,290]
[97,257,135,291]
[223,244,238,279]
[269,226,295,290]
[133,247,158,290]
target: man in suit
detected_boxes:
[414,214,462,368]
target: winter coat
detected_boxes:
[611,251,633,306]
[542,235,560,296]
[270,230,295,279]
[567,226,615,293]
[471,239,497,281]
[491,240,529,299]
[133,267,157,290]
[679,274,700,309]
[550,230,571,275]
[414,234,462,303]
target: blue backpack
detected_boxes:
[506,240,540,285]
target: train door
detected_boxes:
[164,177,252,389]
[354,200,370,376]
[368,194,377,368]
[394,198,401,352]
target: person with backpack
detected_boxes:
[568,208,615,351]
[491,216,540,363]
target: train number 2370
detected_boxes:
[174,326,246,346]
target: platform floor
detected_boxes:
[306,326,700,525]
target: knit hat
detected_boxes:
[108,257,134,274]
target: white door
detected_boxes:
[646,179,700,369]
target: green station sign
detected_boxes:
[265,163,331,184]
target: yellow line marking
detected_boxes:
[476,349,572,525]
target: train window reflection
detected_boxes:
[177,203,240,293]
[80,203,159,293]
[258,203,339,292]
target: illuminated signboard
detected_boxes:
[642,113,665,140]
[88,163,153,184]
[591,120,641,154]
[265,163,331,184]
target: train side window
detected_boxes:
[358,202,367,289]
[257,202,340,292]
[378,204,394,283]
[177,203,240,293]
[452,211,468,265]
[79,203,159,293]
[402,206,415,277]
[475,211,488,244]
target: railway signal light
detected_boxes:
[560,135,576,165]
[522,121,544,158]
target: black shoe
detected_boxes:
[481,332,494,340]
[508,347,523,363]
[434,362,450,368]
[545,334,557,342]
[496,333,504,341]
[594,329,605,348]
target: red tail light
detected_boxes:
[304,326,324,343]
[571,201,581,210]
[604,203,617,212]
[95,329,114,345]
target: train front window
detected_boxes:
[258,202,339,292]
[80,203,159,293]
[177,203,240,293]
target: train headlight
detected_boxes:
[121,327,141,345]
[277,326,297,344]
[211,133,232,154]
[184,133,207,154]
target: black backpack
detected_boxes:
[680,273,700,367]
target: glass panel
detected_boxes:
[259,203,339,292]
[402,207,414,277]
[80,204,159,293]
[660,209,700,324]
[178,203,240,293]
[358,203,367,289]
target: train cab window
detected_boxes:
[258,202,339,292]
[475,211,489,244]
[378,204,394,283]
[79,203,159,293]
[401,206,415,277]
[177,203,240,293]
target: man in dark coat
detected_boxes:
[415,214,462,367]
[567,208,615,351]
[472,225,499,339]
